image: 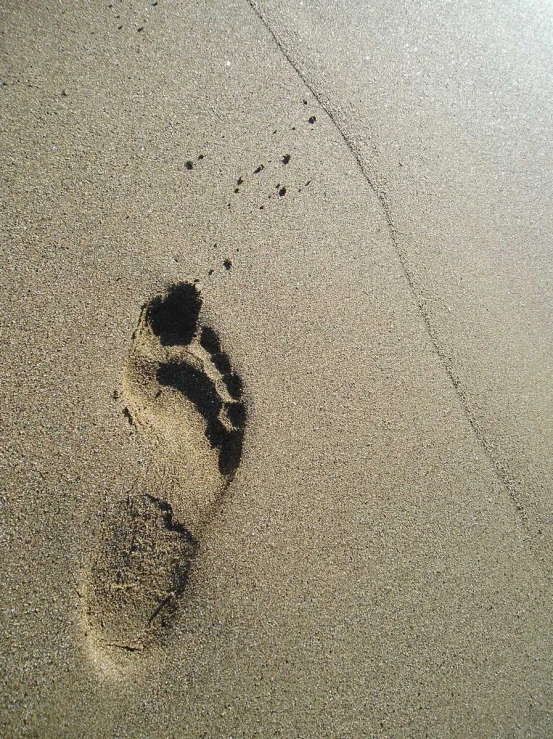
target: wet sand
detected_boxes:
[1,1,552,735]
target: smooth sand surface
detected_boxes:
[256,0,553,570]
[1,1,552,736]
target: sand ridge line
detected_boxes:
[246,0,532,536]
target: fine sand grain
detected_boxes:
[1,0,552,736]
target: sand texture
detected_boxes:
[1,0,552,736]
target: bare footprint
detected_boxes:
[85,283,245,654]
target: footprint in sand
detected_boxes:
[85,283,245,654]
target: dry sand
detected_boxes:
[1,0,552,736]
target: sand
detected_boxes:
[1,0,552,736]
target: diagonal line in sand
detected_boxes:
[246,0,530,537]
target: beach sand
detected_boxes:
[1,0,552,735]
